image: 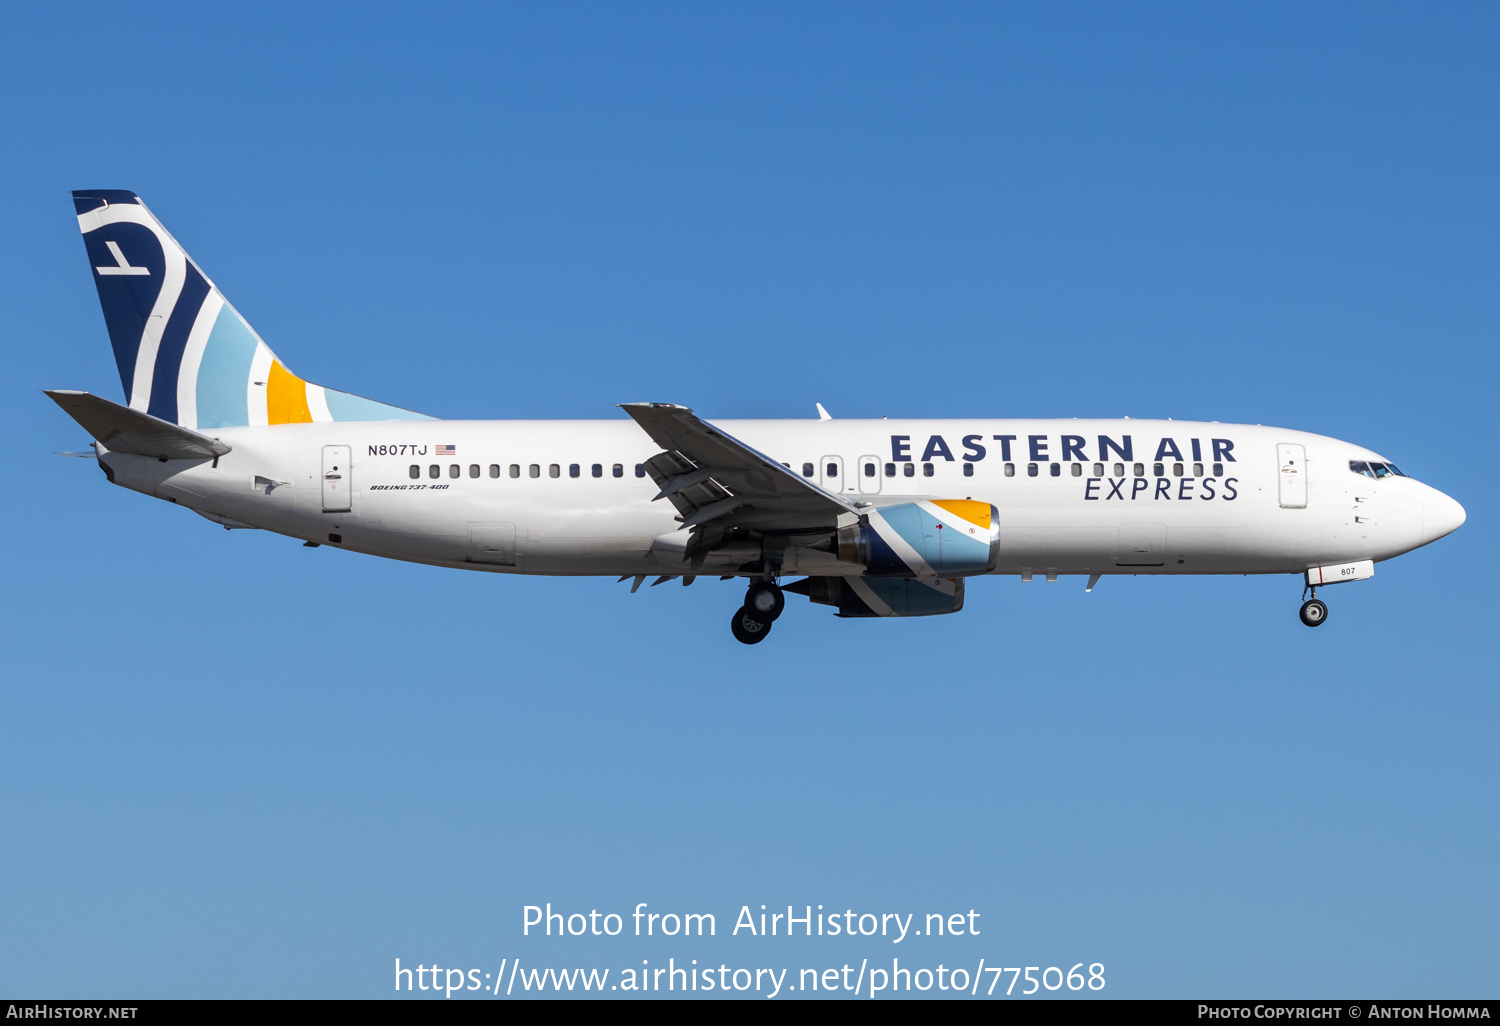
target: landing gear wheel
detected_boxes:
[731,606,773,645]
[743,581,785,624]
[1299,598,1328,627]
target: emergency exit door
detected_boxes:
[322,445,352,512]
[820,455,845,493]
[1277,443,1307,509]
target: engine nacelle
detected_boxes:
[788,576,966,618]
[836,500,999,577]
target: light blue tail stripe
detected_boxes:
[324,389,434,422]
[195,306,258,429]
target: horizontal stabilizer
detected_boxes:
[45,390,231,460]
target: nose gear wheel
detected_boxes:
[1299,598,1328,627]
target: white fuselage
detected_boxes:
[96,417,1465,580]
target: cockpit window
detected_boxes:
[1371,463,1395,478]
[1385,463,1407,477]
[1349,460,1374,478]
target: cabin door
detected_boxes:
[1278,443,1308,509]
[321,445,352,512]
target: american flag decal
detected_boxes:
[436,444,456,456]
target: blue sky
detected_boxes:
[1,1,1495,998]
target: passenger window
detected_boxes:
[529,464,540,478]
[612,463,623,478]
[428,465,439,479]
[1113,463,1124,478]
[1153,463,1164,477]
[409,465,420,479]
[1212,463,1224,477]
[826,463,839,477]
[449,464,460,478]
[1004,463,1015,477]
[1093,463,1103,478]
[1027,463,1038,477]
[1071,463,1082,477]
[568,464,580,478]
[885,462,896,477]
[509,464,520,478]
[591,463,602,478]
[1050,463,1060,477]
[635,464,646,478]
[802,462,814,478]
[1172,463,1184,478]
[963,463,974,477]
[469,464,480,478]
[549,464,560,478]
[923,463,934,477]
[1133,463,1144,478]
[1193,463,1204,477]
[864,462,875,477]
[903,462,915,477]
[489,464,500,478]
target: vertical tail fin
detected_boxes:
[72,190,431,428]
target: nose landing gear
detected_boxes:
[732,579,785,644]
[1299,585,1328,627]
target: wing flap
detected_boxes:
[620,402,858,532]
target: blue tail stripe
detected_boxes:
[80,220,166,400]
[195,306,258,429]
[146,264,211,424]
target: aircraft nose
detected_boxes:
[1422,489,1466,545]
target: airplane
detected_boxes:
[48,190,1466,644]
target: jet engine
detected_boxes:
[835,499,999,577]
[784,576,966,617]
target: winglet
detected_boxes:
[816,403,832,421]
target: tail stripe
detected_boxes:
[194,302,257,429]
[175,292,224,431]
[323,387,430,422]
[107,208,186,415]
[147,262,211,425]
[267,359,313,424]
[246,342,274,426]
[306,383,334,423]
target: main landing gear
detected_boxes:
[731,580,785,645]
[1299,585,1328,627]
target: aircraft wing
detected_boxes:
[45,390,232,460]
[619,402,859,533]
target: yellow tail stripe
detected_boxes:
[266,360,313,424]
